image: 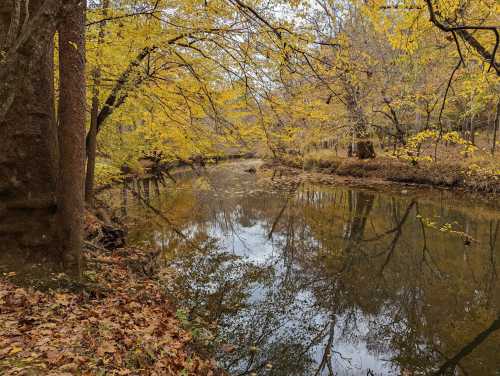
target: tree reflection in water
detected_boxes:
[121,161,500,376]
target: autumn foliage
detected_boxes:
[0,247,219,375]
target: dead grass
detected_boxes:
[297,148,500,193]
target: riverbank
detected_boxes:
[0,214,220,376]
[269,151,500,194]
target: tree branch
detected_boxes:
[424,0,499,75]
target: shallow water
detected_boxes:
[126,160,500,376]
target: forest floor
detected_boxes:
[0,213,220,376]
[272,148,500,194]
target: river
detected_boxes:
[122,160,500,376]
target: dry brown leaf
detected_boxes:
[97,341,116,356]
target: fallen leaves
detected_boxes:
[97,341,116,357]
[8,346,22,355]
[0,247,220,375]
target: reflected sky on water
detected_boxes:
[124,160,500,376]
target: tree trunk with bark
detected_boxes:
[492,100,499,155]
[344,82,376,159]
[0,1,60,267]
[85,0,108,205]
[85,97,98,205]
[57,0,86,273]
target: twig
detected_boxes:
[84,240,109,253]
[438,58,462,134]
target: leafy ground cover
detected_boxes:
[0,244,219,375]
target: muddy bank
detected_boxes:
[267,155,500,194]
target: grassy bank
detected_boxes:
[276,149,500,193]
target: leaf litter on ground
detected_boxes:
[0,246,220,376]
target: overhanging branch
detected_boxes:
[424,0,499,75]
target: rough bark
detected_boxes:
[85,97,98,205]
[356,140,376,159]
[57,0,86,273]
[0,0,64,123]
[85,0,108,205]
[0,0,60,267]
[492,100,499,155]
[344,82,376,159]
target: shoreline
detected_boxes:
[263,156,500,196]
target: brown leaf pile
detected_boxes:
[0,249,219,375]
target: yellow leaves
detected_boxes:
[83,0,497,175]
[9,346,23,355]
[433,0,464,19]
[95,162,121,186]
[408,129,438,148]
[417,214,475,241]
[286,0,303,8]
[68,41,78,50]
[466,164,500,178]
[441,131,478,155]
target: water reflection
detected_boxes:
[122,161,500,375]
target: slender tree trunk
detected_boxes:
[136,179,142,198]
[153,179,160,197]
[492,100,499,155]
[121,184,128,217]
[143,179,150,203]
[85,97,98,205]
[0,1,60,266]
[470,114,475,145]
[85,0,108,205]
[57,0,86,273]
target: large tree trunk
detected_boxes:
[0,1,60,269]
[356,140,376,160]
[344,83,376,159]
[57,0,86,273]
[0,0,63,123]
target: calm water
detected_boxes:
[124,160,500,376]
